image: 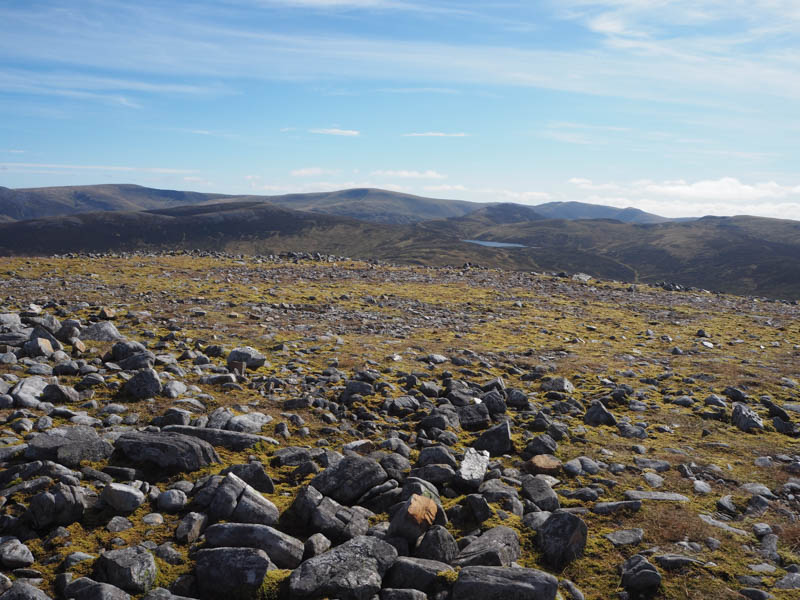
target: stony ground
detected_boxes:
[0,251,799,600]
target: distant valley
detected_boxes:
[1,184,799,300]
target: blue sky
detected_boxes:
[1,0,799,219]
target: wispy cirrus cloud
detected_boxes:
[309,128,360,136]
[290,167,341,176]
[0,162,196,174]
[402,132,469,137]
[371,169,445,179]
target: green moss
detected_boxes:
[258,569,292,600]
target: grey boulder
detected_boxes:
[93,546,157,594]
[194,547,273,600]
[113,431,220,473]
[537,510,588,570]
[204,523,304,569]
[309,455,387,505]
[452,566,558,600]
[288,535,398,600]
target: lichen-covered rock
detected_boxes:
[113,431,220,473]
[288,535,398,600]
[93,546,157,594]
[194,547,273,600]
[452,566,558,600]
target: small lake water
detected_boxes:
[462,239,527,248]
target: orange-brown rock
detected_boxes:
[524,454,562,475]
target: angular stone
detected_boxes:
[227,346,266,370]
[113,431,220,473]
[0,540,34,569]
[288,536,398,600]
[455,447,489,490]
[605,528,644,547]
[453,526,520,567]
[584,400,616,426]
[93,546,157,594]
[413,525,458,564]
[204,523,304,569]
[452,566,558,600]
[309,455,387,505]
[473,421,513,457]
[63,577,131,600]
[523,454,562,476]
[101,483,145,513]
[537,511,587,570]
[122,369,161,400]
[194,547,272,600]
[624,490,688,502]
[384,557,454,594]
[81,322,123,342]
[162,425,275,451]
[732,403,764,433]
[621,554,661,598]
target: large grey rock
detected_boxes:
[453,526,520,567]
[10,376,49,406]
[101,483,145,513]
[0,540,34,568]
[194,547,273,600]
[220,462,274,493]
[584,400,616,426]
[288,535,398,600]
[227,346,266,370]
[231,484,280,525]
[452,566,558,600]
[122,369,161,400]
[384,557,454,594]
[114,431,220,473]
[285,485,370,543]
[732,402,764,432]
[309,455,387,505]
[81,322,123,342]
[457,403,491,431]
[537,511,587,570]
[473,421,513,456]
[414,525,458,564]
[541,377,574,393]
[63,577,131,600]
[605,528,644,547]
[204,523,304,569]
[41,384,80,404]
[623,490,689,502]
[620,554,662,598]
[521,475,560,512]
[24,483,92,530]
[0,581,53,600]
[93,546,157,594]
[456,447,490,490]
[175,512,207,544]
[24,426,114,469]
[162,425,275,451]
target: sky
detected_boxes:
[1,0,799,219]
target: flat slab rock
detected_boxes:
[162,425,278,451]
[113,431,220,473]
[452,565,558,600]
[623,490,689,502]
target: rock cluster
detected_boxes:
[0,253,798,599]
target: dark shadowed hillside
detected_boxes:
[1,199,799,298]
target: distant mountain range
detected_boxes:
[0,184,668,224]
[1,183,799,299]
